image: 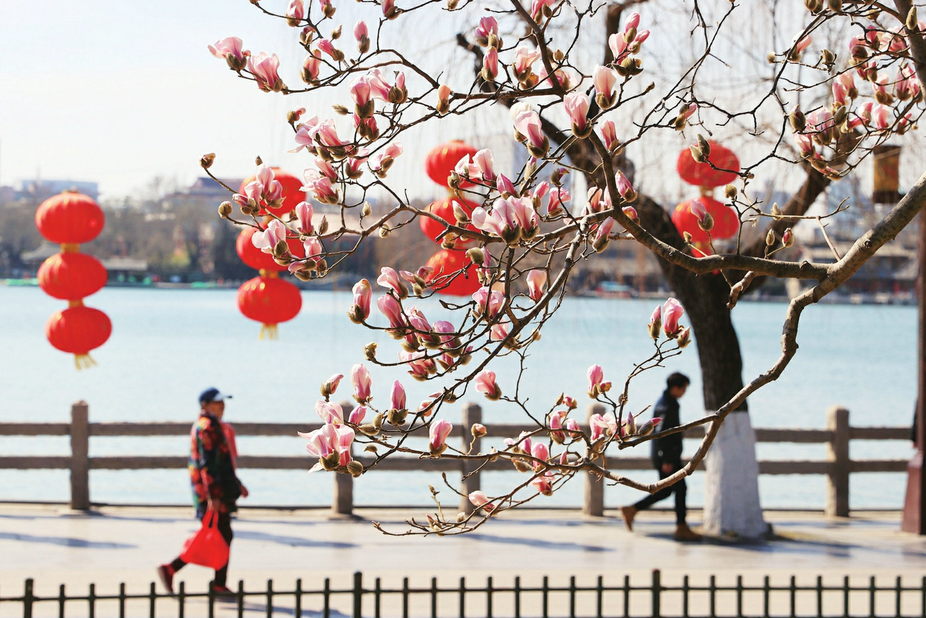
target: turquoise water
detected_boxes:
[0,286,916,510]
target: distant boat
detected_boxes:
[592,281,637,298]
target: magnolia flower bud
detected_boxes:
[217,201,233,218]
[683,231,693,243]
[766,229,776,246]
[452,203,469,224]
[771,203,782,219]
[466,247,485,265]
[676,327,691,348]
[907,6,919,31]
[347,461,364,477]
[696,135,710,157]
[782,228,794,247]
[789,106,806,132]
[361,202,372,217]
[689,145,706,163]
[321,451,340,471]
[200,153,216,169]
[364,342,377,360]
[471,423,487,438]
[724,184,737,199]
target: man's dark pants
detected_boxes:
[632,461,687,525]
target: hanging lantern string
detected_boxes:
[259,324,279,340]
[68,299,84,308]
[698,186,714,197]
[60,243,80,253]
[74,354,97,371]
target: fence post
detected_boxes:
[70,401,90,511]
[353,572,363,618]
[583,404,605,517]
[460,403,482,515]
[332,401,354,516]
[825,406,850,517]
[651,569,661,618]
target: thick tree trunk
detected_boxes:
[638,198,767,537]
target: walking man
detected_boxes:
[620,372,701,541]
[158,388,248,595]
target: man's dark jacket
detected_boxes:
[650,390,682,466]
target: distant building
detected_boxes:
[16,179,99,201]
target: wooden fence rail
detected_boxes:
[0,402,909,517]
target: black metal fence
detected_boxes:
[3,570,926,618]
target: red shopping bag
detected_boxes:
[179,510,229,569]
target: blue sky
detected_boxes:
[0,1,325,199]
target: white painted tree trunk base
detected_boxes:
[701,412,769,539]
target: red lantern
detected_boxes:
[671,197,740,244]
[235,226,306,272]
[38,252,107,300]
[237,274,303,338]
[425,141,479,188]
[425,249,481,296]
[35,192,105,244]
[419,197,479,244]
[45,303,112,369]
[677,141,739,188]
[239,167,306,216]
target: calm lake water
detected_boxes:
[0,285,916,511]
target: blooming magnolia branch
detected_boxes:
[203,0,926,533]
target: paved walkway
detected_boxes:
[0,505,924,616]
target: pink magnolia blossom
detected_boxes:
[315,400,345,425]
[475,370,502,400]
[287,0,306,21]
[377,266,408,298]
[390,380,407,411]
[895,65,920,101]
[549,409,567,442]
[526,269,547,301]
[429,419,453,454]
[593,217,615,249]
[294,202,315,235]
[637,417,662,436]
[377,294,407,330]
[353,20,367,40]
[349,406,367,425]
[593,66,618,109]
[474,17,499,47]
[351,279,372,321]
[400,350,434,381]
[546,187,571,215]
[622,206,639,222]
[564,418,580,432]
[302,169,338,204]
[789,33,812,60]
[530,0,555,21]
[615,171,636,202]
[455,154,480,179]
[490,322,510,342]
[291,116,320,153]
[472,286,506,319]
[302,52,321,83]
[504,432,532,454]
[368,142,404,174]
[589,412,617,441]
[436,84,452,114]
[251,219,289,255]
[513,46,541,80]
[482,48,499,81]
[496,174,517,197]
[248,52,284,92]
[530,442,549,468]
[299,423,354,463]
[468,490,495,512]
[349,75,373,109]
[208,37,250,71]
[321,373,344,397]
[647,305,661,339]
[564,92,590,136]
[793,133,814,158]
[662,298,685,337]
[351,363,373,403]
[381,0,397,18]
[514,110,548,157]
[531,472,554,496]
[473,149,496,181]
[689,199,709,226]
[587,364,612,398]
[872,104,892,130]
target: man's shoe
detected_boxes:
[212,585,236,601]
[674,524,702,541]
[157,565,174,594]
[620,506,637,532]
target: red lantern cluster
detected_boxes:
[672,142,741,252]
[35,192,111,368]
[420,141,482,297]
[235,168,305,338]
